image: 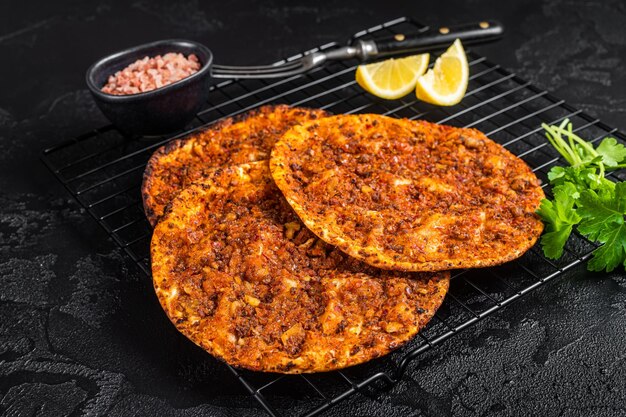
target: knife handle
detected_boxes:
[366,20,503,58]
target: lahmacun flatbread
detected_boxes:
[142,105,328,226]
[150,162,449,373]
[270,114,545,272]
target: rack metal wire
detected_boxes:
[41,17,625,417]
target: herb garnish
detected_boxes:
[537,119,626,272]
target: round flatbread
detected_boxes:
[151,162,449,373]
[142,105,328,226]
[270,114,545,272]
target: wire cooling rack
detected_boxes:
[41,17,626,417]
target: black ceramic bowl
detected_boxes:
[86,39,213,136]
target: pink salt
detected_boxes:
[101,53,201,95]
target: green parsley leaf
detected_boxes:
[577,183,625,241]
[576,182,626,272]
[537,182,582,259]
[547,165,597,191]
[596,137,626,168]
[587,223,626,272]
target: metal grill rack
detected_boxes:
[41,17,625,417]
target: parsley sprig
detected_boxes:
[537,119,626,272]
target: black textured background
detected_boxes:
[1,0,626,416]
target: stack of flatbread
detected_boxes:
[145,105,543,373]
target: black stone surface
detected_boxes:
[1,0,625,416]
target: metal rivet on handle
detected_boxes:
[439,27,450,34]
[479,21,490,29]
[394,34,406,41]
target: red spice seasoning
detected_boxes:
[102,53,201,95]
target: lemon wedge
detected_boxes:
[415,39,469,106]
[356,54,430,100]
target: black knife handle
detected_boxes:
[372,20,503,57]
